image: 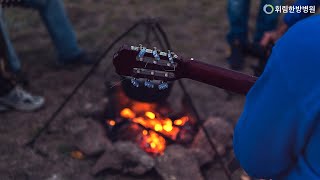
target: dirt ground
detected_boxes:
[0,0,285,179]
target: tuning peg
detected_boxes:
[167,50,174,63]
[158,82,169,90]
[152,47,160,61]
[144,80,154,88]
[137,45,146,60]
[131,78,140,88]
[171,51,178,58]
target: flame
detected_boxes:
[140,131,166,155]
[145,111,156,119]
[131,102,156,113]
[174,116,189,126]
[154,124,163,131]
[120,106,190,155]
[163,118,173,132]
[120,108,136,119]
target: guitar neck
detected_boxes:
[181,60,257,95]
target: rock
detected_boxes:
[0,170,29,180]
[191,117,233,165]
[91,141,155,176]
[155,145,204,180]
[202,164,229,180]
[46,173,69,180]
[35,135,73,161]
[73,172,95,180]
[203,163,245,180]
[75,120,113,156]
[81,97,109,116]
[64,117,92,135]
[189,148,212,167]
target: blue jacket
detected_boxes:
[234,15,320,179]
[284,0,320,27]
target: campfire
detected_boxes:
[73,82,234,179]
[104,84,196,155]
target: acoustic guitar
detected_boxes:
[113,45,258,95]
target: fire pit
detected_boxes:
[104,84,197,155]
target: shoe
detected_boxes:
[227,40,245,70]
[57,51,98,68]
[0,86,45,112]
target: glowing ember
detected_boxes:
[145,111,156,119]
[142,130,148,135]
[120,108,136,119]
[163,118,173,132]
[174,116,189,126]
[119,104,190,155]
[139,131,166,155]
[107,119,116,126]
[70,150,85,160]
[154,124,163,131]
[174,119,183,126]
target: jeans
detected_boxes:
[227,0,283,45]
[1,0,83,72]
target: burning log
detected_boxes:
[104,85,197,155]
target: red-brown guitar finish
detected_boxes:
[181,60,257,95]
[113,45,258,95]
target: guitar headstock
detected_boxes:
[113,45,184,90]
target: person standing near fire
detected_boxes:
[234,13,320,180]
[226,0,283,70]
[0,18,44,112]
[260,0,320,46]
[0,0,94,77]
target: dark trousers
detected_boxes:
[0,74,14,96]
[0,57,14,96]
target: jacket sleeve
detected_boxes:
[284,0,320,27]
[233,50,298,178]
[234,16,320,179]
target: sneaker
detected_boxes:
[227,40,245,70]
[0,86,45,112]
